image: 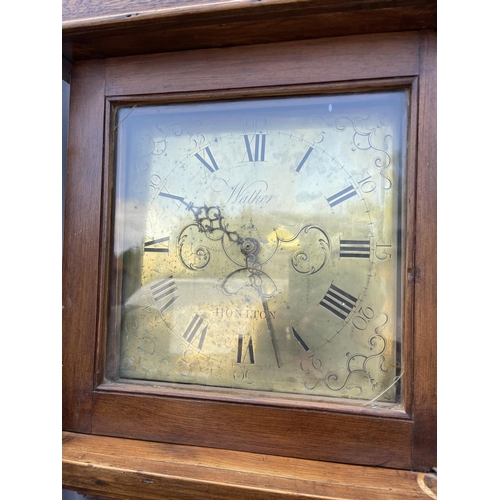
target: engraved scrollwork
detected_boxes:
[334,115,393,189]
[325,333,387,394]
[177,204,234,270]
[334,116,392,168]
[133,122,183,174]
[177,201,332,285]
[277,224,331,275]
[178,225,211,271]
[121,308,177,378]
[175,345,199,378]
[220,267,278,298]
[143,122,184,157]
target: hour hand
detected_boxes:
[160,191,225,235]
[158,191,191,208]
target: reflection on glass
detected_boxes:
[109,92,407,405]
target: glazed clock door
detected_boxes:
[108,91,407,406]
[62,30,435,470]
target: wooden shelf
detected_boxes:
[63,432,437,500]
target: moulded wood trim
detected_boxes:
[62,0,437,30]
[62,1,437,62]
[97,378,411,419]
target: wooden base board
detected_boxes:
[63,432,437,500]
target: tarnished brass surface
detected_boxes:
[111,92,407,403]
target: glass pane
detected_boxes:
[109,91,407,406]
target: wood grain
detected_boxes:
[411,30,437,470]
[62,2,436,480]
[62,1,436,61]
[62,59,106,432]
[62,0,437,27]
[91,391,413,468]
[104,32,420,97]
[85,33,421,470]
[63,431,437,500]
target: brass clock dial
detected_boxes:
[111,91,407,404]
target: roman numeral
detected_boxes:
[319,284,357,320]
[326,185,357,208]
[143,236,169,253]
[183,314,208,349]
[237,334,255,364]
[292,327,309,352]
[243,134,266,162]
[150,276,179,313]
[339,239,370,259]
[194,146,219,173]
[295,146,313,173]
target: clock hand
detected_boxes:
[244,244,281,368]
[259,288,281,368]
[180,202,282,367]
[182,202,244,245]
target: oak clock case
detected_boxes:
[108,91,407,406]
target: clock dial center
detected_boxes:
[240,237,260,256]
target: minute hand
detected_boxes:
[256,285,281,368]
